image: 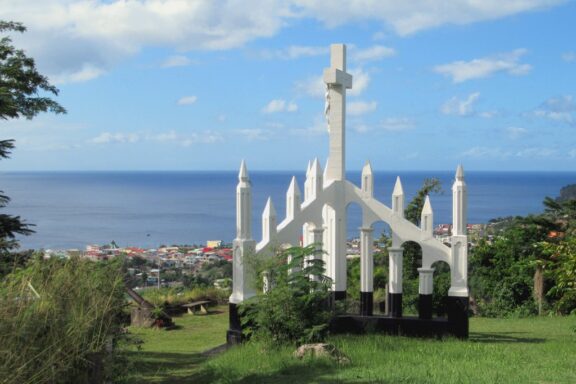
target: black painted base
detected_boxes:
[447,296,469,339]
[227,303,243,345]
[360,291,373,316]
[333,290,347,301]
[418,294,433,320]
[388,292,402,317]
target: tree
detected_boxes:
[0,21,65,254]
[240,245,334,345]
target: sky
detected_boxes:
[1,0,575,172]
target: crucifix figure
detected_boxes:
[323,44,353,182]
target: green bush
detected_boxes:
[240,245,334,346]
[0,256,127,384]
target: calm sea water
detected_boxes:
[2,170,575,250]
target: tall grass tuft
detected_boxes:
[0,255,127,384]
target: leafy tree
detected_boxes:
[404,178,442,226]
[0,20,65,256]
[240,245,334,345]
[538,238,576,314]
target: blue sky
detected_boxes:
[1,0,575,171]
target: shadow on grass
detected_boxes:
[469,331,545,344]
[194,360,385,384]
[123,350,207,384]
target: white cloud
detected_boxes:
[434,49,531,83]
[50,64,106,85]
[260,45,328,60]
[294,0,563,36]
[2,1,563,81]
[352,45,396,62]
[290,114,328,136]
[177,96,198,106]
[348,101,377,116]
[505,127,528,140]
[441,92,480,116]
[90,129,221,146]
[533,95,575,125]
[562,52,576,62]
[461,146,557,159]
[90,132,140,144]
[262,99,298,113]
[161,55,193,68]
[236,129,272,141]
[381,117,415,131]
[349,68,370,96]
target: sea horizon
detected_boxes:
[2,170,575,251]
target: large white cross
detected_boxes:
[323,44,352,181]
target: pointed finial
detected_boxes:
[422,195,432,215]
[311,158,322,177]
[456,164,464,181]
[288,176,301,197]
[362,160,373,175]
[239,160,249,182]
[263,197,276,218]
[392,176,404,196]
[306,160,312,176]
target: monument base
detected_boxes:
[332,290,347,301]
[418,294,433,320]
[447,296,469,339]
[388,292,402,317]
[360,291,373,316]
[227,303,243,345]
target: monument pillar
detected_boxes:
[360,227,374,316]
[227,161,256,344]
[417,267,435,319]
[388,247,404,317]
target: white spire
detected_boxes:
[392,176,405,217]
[239,159,249,182]
[261,197,277,243]
[421,195,433,237]
[309,158,323,200]
[286,176,301,221]
[452,165,467,236]
[236,160,252,240]
[361,161,373,198]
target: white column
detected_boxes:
[418,267,435,295]
[230,161,256,304]
[360,227,374,292]
[388,247,404,294]
[449,165,469,297]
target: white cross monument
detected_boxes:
[227,44,469,343]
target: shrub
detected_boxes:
[0,255,127,383]
[240,245,334,346]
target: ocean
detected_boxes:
[1,170,575,250]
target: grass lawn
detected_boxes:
[122,305,229,383]
[123,307,576,384]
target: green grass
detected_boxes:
[199,316,576,384]
[121,305,229,383]
[123,308,576,384]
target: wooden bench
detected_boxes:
[182,300,211,315]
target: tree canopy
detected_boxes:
[0,20,65,253]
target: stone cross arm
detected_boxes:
[323,44,352,88]
[323,67,352,88]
